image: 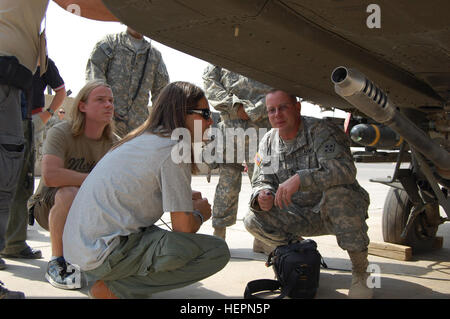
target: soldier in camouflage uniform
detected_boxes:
[244,89,373,298]
[203,65,272,239]
[86,27,169,137]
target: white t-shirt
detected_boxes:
[63,133,194,271]
[0,0,49,72]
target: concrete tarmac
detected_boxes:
[1,163,449,299]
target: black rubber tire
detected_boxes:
[382,187,438,252]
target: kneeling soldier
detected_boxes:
[244,89,372,299]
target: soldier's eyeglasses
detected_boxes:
[267,103,295,116]
[187,109,211,120]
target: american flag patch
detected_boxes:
[254,152,262,166]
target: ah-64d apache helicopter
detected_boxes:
[102,0,449,252]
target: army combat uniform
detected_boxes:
[244,117,371,252]
[86,31,169,137]
[203,65,272,228]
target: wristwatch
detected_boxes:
[192,209,204,225]
[47,108,55,116]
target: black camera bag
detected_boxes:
[244,239,327,299]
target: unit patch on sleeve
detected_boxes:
[324,142,336,153]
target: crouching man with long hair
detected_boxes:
[63,81,230,299]
[28,80,116,289]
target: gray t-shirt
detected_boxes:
[63,133,193,271]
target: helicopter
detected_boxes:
[100,0,449,253]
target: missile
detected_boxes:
[350,123,403,148]
[331,66,450,171]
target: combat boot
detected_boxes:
[213,227,226,240]
[348,249,373,299]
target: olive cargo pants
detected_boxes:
[2,119,34,254]
[85,225,230,298]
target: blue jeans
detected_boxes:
[0,84,25,251]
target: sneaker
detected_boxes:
[0,281,25,299]
[45,257,81,290]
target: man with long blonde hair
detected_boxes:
[28,80,116,290]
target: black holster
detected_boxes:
[0,56,33,91]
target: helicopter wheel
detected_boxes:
[382,187,439,253]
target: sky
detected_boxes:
[45,2,346,118]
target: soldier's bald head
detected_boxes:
[266,89,298,105]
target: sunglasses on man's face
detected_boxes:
[187,109,211,120]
